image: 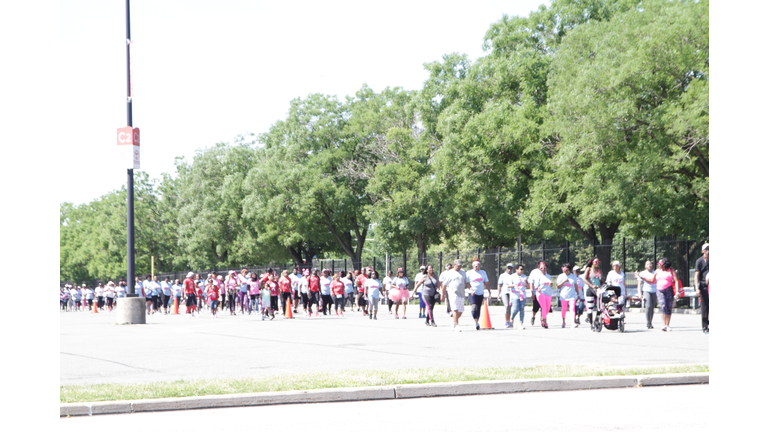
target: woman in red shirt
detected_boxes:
[307,269,321,317]
[331,273,346,316]
[206,280,219,319]
[183,272,197,318]
[278,270,293,316]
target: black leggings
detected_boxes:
[333,296,344,312]
[469,294,484,320]
[424,293,436,323]
[321,294,333,314]
[281,292,291,315]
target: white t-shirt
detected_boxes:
[289,273,301,290]
[557,273,578,301]
[466,269,489,296]
[105,287,115,298]
[319,277,332,295]
[576,275,586,299]
[529,269,553,296]
[442,269,468,297]
[94,286,103,297]
[414,273,426,293]
[364,278,382,298]
[510,273,528,299]
[497,272,515,295]
[392,277,409,291]
[300,277,309,294]
[341,277,354,293]
[639,270,656,293]
[606,270,626,297]
[116,286,126,297]
[161,281,172,296]
[381,277,392,292]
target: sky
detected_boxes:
[59,0,550,205]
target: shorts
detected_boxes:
[210,300,219,310]
[357,292,368,307]
[447,292,465,313]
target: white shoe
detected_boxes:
[520,323,525,330]
[453,324,461,333]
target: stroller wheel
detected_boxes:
[619,319,625,333]
[595,320,603,332]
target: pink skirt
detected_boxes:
[388,289,403,303]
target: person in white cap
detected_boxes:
[694,243,709,334]
[497,263,527,329]
[440,259,469,332]
[414,265,428,319]
[466,258,490,330]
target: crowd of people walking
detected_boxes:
[60,245,709,333]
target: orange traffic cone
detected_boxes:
[479,299,493,329]
[285,297,295,319]
[93,300,98,313]
[172,297,179,315]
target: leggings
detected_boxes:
[345,292,355,309]
[281,292,292,315]
[536,293,552,320]
[561,298,576,320]
[333,296,344,312]
[643,291,657,326]
[238,291,247,313]
[469,294,484,320]
[368,296,380,312]
[424,293,436,323]
[301,292,309,309]
[228,293,236,313]
[308,291,320,309]
[321,294,333,314]
[700,287,709,330]
[106,297,114,309]
[585,287,597,316]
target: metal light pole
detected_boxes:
[126,0,136,296]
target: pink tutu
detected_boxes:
[400,289,410,304]
[388,289,403,303]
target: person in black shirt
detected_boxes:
[694,243,709,334]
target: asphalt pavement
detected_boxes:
[60,303,708,387]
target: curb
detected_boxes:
[60,373,708,417]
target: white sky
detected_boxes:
[59,0,549,205]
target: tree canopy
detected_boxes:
[61,0,708,283]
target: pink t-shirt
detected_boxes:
[657,269,674,291]
[248,280,260,295]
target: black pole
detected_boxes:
[565,241,570,266]
[125,0,136,296]
[517,234,522,266]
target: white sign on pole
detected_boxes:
[117,126,140,169]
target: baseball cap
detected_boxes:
[454,259,463,267]
[506,263,514,268]
[702,243,709,251]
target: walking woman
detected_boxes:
[636,257,680,331]
[529,261,553,328]
[320,269,333,315]
[342,271,355,311]
[634,260,657,329]
[364,270,383,320]
[225,271,239,316]
[556,263,579,328]
[183,272,197,318]
[583,257,603,330]
[300,269,310,315]
[466,259,490,330]
[248,273,260,315]
[331,273,346,316]
[307,269,321,317]
[413,265,438,327]
[389,268,410,319]
[279,270,293,316]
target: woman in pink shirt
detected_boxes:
[331,273,346,316]
[637,257,680,332]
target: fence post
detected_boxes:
[373,257,377,273]
[593,238,597,257]
[497,246,502,277]
[565,241,570,265]
[542,243,545,263]
[685,238,690,286]
[403,252,407,277]
[653,235,657,266]
[456,250,460,260]
[518,234,522,266]
[622,237,626,273]
[439,251,443,273]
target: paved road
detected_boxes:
[59,384,709,431]
[60,304,708,386]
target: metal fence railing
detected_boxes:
[63,237,707,306]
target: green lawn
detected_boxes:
[61,364,708,403]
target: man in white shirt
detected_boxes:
[440,259,470,332]
[289,268,302,313]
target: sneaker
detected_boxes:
[505,321,511,328]
[575,317,581,325]
[520,323,525,330]
[402,316,407,319]
[662,326,668,332]
[374,316,377,320]
[261,315,265,320]
[562,323,566,328]
[395,314,399,319]
[574,322,579,328]
[531,317,535,325]
[425,322,431,327]
[431,322,437,327]
[476,323,480,330]
[703,328,709,335]
[453,325,461,333]
[369,313,372,320]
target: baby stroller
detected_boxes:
[593,284,625,333]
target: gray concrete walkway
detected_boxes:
[60,304,708,387]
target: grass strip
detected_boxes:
[61,364,708,403]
